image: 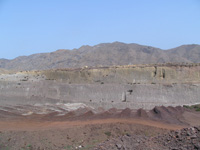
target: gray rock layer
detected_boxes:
[0,81,199,109]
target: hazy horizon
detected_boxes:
[1,41,200,60]
[0,0,200,59]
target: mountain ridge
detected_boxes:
[0,42,200,71]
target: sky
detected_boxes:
[0,0,200,59]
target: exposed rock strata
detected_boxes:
[0,64,199,109]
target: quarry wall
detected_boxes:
[0,64,200,109]
[42,65,200,84]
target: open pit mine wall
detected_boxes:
[0,65,200,110]
[42,65,200,84]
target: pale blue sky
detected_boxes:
[0,0,200,59]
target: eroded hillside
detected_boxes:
[0,42,200,70]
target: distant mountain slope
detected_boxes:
[0,42,199,71]
[166,44,200,63]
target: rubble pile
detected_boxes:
[95,126,200,150]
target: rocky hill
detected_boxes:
[0,42,200,71]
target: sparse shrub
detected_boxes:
[65,145,72,150]
[195,108,200,111]
[104,131,111,137]
[183,104,200,111]
[27,144,33,150]
[183,105,190,109]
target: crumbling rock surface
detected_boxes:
[94,126,200,150]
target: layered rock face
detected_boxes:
[42,64,200,84]
[0,64,200,109]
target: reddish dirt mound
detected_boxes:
[0,110,22,119]
[136,108,149,118]
[148,106,187,125]
[117,108,132,118]
[0,106,199,150]
[0,106,199,126]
